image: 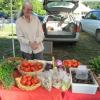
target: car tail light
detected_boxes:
[74,24,80,32]
[76,25,80,32]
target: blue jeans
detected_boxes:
[21,51,43,60]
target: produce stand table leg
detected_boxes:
[43,41,53,54]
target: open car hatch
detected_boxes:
[43,0,79,14]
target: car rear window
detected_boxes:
[47,1,74,8]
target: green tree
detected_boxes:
[0,0,46,18]
[0,0,22,18]
[32,0,46,15]
[83,1,100,9]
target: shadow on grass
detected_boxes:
[0,38,21,59]
[0,38,52,60]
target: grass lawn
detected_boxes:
[0,24,20,59]
[0,24,100,64]
[0,24,16,37]
[53,32,100,64]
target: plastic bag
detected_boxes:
[59,69,71,91]
[52,68,62,89]
[38,70,52,91]
[75,65,89,80]
[52,68,71,91]
[61,75,71,91]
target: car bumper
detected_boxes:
[44,32,80,42]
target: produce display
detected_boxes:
[72,71,94,84]
[70,68,98,94]
[20,75,40,86]
[0,60,15,89]
[0,57,99,94]
[7,57,24,69]
[61,75,71,91]
[63,59,80,68]
[38,71,52,91]
[18,60,44,76]
[89,56,100,75]
[52,68,62,89]
[38,68,71,91]
[52,68,71,91]
[16,75,41,91]
[89,56,100,89]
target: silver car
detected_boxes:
[42,0,80,43]
[80,10,100,42]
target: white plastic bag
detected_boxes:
[75,65,89,80]
[52,68,61,89]
[38,71,52,91]
[59,69,71,91]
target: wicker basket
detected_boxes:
[17,60,45,76]
[15,77,41,91]
[17,65,44,76]
[7,57,24,63]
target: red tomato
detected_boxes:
[27,66,31,71]
[22,75,28,79]
[37,65,42,69]
[33,77,39,84]
[30,67,35,71]
[20,78,27,85]
[24,67,30,72]
[26,81,32,86]
[72,62,77,67]
[28,62,34,67]
[21,75,33,86]
[27,76,32,81]
[35,67,39,71]
[22,75,30,79]
[71,60,80,67]
[67,61,72,67]
[63,59,80,68]
[20,80,26,85]
[36,62,42,66]
[31,79,35,85]
[63,60,69,66]
[21,60,29,67]
[63,60,69,67]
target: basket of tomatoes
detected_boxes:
[15,75,41,91]
[17,60,44,76]
[63,59,80,68]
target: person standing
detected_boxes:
[16,1,44,60]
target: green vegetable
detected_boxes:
[0,60,15,89]
[89,56,100,75]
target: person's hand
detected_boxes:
[29,41,39,50]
